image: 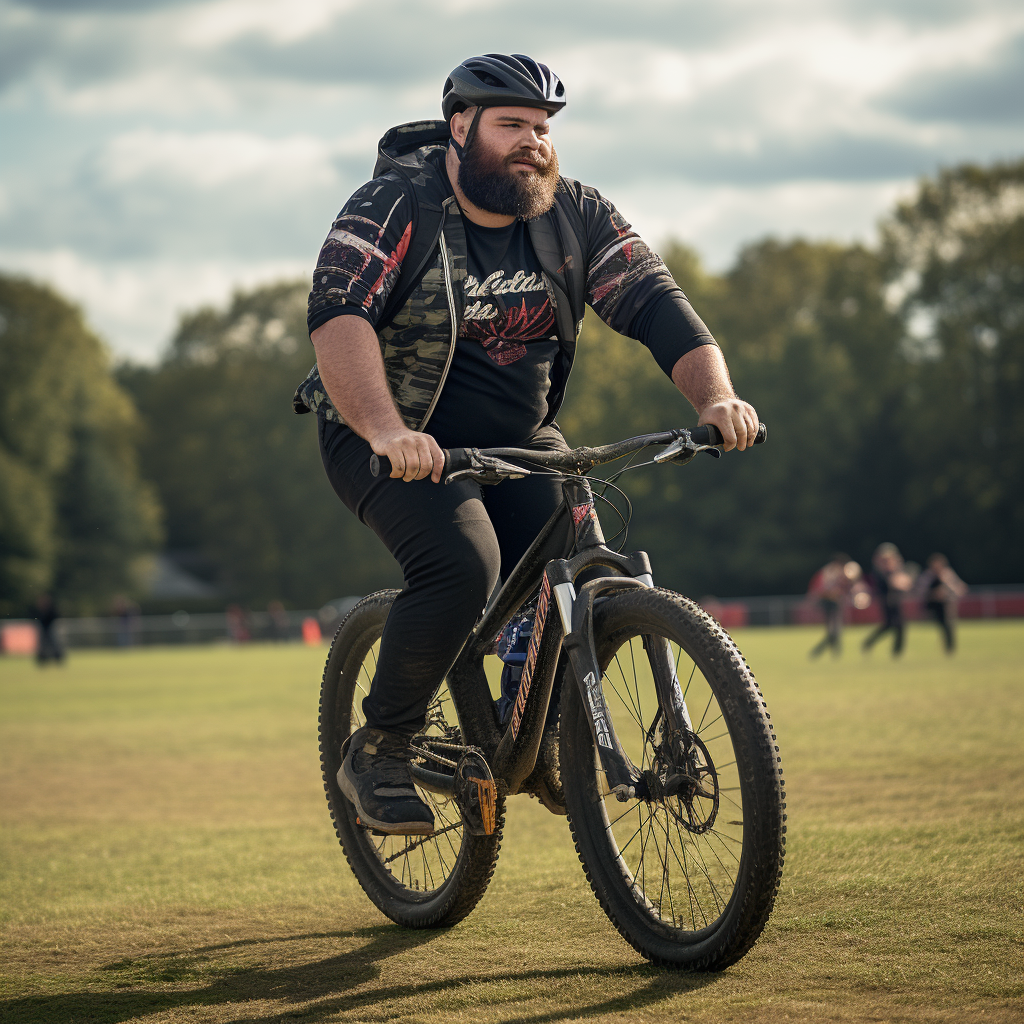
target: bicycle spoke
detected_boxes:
[610,653,644,731]
[681,660,697,702]
[695,691,714,733]
[698,712,724,738]
[614,816,646,858]
[679,838,708,929]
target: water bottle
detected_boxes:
[495,613,533,725]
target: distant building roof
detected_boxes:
[144,555,219,599]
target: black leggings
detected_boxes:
[319,418,568,735]
[810,599,842,656]
[926,600,956,652]
[863,603,905,655]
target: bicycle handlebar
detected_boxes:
[369,423,766,481]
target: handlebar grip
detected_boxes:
[691,422,767,447]
[369,449,457,478]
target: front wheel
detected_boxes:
[560,588,786,969]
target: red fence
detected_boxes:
[3,592,1023,653]
[700,590,1024,629]
[792,593,1024,624]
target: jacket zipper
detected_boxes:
[416,210,459,430]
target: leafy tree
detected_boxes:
[880,159,1024,582]
[0,275,162,614]
[120,283,400,608]
[560,240,906,595]
[121,158,1024,606]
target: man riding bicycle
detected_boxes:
[293,54,760,836]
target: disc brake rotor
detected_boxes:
[643,731,720,834]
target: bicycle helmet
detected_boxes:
[442,54,565,123]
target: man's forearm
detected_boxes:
[670,344,736,414]
[311,314,405,444]
[670,345,759,451]
[310,314,445,482]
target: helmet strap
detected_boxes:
[449,106,484,161]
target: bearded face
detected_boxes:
[457,126,560,220]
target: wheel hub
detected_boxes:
[638,732,721,834]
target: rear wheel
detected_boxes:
[319,591,504,927]
[560,588,785,968]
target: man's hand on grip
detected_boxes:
[371,428,445,483]
[698,399,760,451]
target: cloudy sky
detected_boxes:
[1,0,1022,362]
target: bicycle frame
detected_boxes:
[416,473,693,800]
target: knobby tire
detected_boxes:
[318,590,505,927]
[560,587,786,969]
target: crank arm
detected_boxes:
[409,762,456,797]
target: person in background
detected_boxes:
[113,594,140,647]
[34,593,64,666]
[225,604,251,643]
[807,553,863,658]
[862,542,914,657]
[915,553,968,654]
[267,600,290,641]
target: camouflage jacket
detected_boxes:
[293,120,680,430]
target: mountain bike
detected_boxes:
[318,423,785,970]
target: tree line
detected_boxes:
[1,159,1021,614]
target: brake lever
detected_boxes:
[652,431,721,466]
[446,451,532,485]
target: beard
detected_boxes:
[458,138,560,220]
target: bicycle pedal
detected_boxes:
[454,749,498,836]
[470,776,497,835]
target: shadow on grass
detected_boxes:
[1,923,720,1023]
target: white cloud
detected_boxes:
[559,11,1023,132]
[1,0,1022,359]
[180,0,357,47]
[0,248,310,363]
[97,129,344,190]
[614,177,916,270]
[47,70,239,118]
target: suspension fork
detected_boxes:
[549,476,659,799]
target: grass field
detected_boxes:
[1,621,1021,1023]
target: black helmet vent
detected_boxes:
[442,53,566,123]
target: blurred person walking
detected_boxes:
[915,553,968,653]
[33,593,64,666]
[862,543,913,657]
[113,594,140,647]
[267,600,290,641]
[807,553,863,658]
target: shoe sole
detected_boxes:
[336,766,435,837]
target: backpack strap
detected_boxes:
[371,122,451,333]
[528,184,588,341]
[376,195,445,332]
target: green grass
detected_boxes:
[1,621,1021,1023]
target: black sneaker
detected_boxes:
[337,726,435,836]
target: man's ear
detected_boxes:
[450,107,474,145]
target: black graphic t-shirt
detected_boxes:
[426,219,560,449]
[303,171,720,436]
